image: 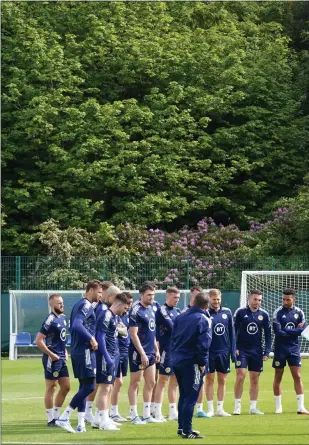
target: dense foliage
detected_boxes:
[2,2,309,256]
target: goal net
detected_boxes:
[9,289,191,360]
[240,271,309,357]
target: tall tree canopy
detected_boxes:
[2,1,309,254]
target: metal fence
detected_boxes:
[2,255,309,292]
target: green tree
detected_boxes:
[2,2,309,254]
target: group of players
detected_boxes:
[35,279,309,438]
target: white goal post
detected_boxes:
[240,271,309,357]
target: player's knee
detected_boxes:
[61,382,71,395]
[206,373,215,384]
[236,372,246,383]
[145,379,156,391]
[46,382,57,395]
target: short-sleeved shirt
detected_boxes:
[40,312,67,359]
[129,301,156,355]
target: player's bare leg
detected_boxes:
[96,383,118,430]
[154,374,168,420]
[233,368,246,414]
[86,384,99,424]
[167,374,178,420]
[249,371,263,414]
[142,364,157,421]
[206,373,215,416]
[273,368,284,413]
[290,366,309,414]
[216,372,230,416]
[128,370,143,421]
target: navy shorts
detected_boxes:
[71,349,96,379]
[235,349,263,372]
[42,355,69,380]
[159,350,174,376]
[208,352,230,374]
[96,353,120,384]
[129,349,155,373]
[272,353,301,369]
[116,356,129,378]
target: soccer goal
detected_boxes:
[9,288,191,360]
[240,271,309,357]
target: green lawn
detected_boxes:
[1,358,309,444]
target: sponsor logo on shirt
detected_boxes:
[60,328,66,341]
[285,322,295,329]
[247,322,258,334]
[214,323,225,336]
[149,319,155,332]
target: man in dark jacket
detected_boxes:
[172,291,212,439]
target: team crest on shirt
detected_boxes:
[275,361,280,367]
[236,361,241,366]
[139,364,145,370]
[165,367,171,373]
[222,314,227,319]
[258,315,263,321]
[294,314,299,319]
[107,375,113,382]
[53,371,59,377]
[153,306,157,312]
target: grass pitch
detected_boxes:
[1,358,309,444]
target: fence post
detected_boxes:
[16,256,21,290]
[186,259,190,289]
[101,256,106,281]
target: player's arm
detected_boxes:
[96,310,113,365]
[233,308,241,355]
[158,306,173,333]
[228,311,237,363]
[71,310,97,350]
[35,332,60,361]
[263,313,271,358]
[129,326,149,367]
[273,310,292,337]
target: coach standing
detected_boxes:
[172,292,212,439]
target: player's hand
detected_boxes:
[297,322,304,328]
[262,355,269,361]
[236,349,239,356]
[155,351,160,363]
[231,355,236,363]
[141,352,149,367]
[50,352,60,361]
[90,337,98,351]
[117,322,128,337]
[199,366,205,374]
